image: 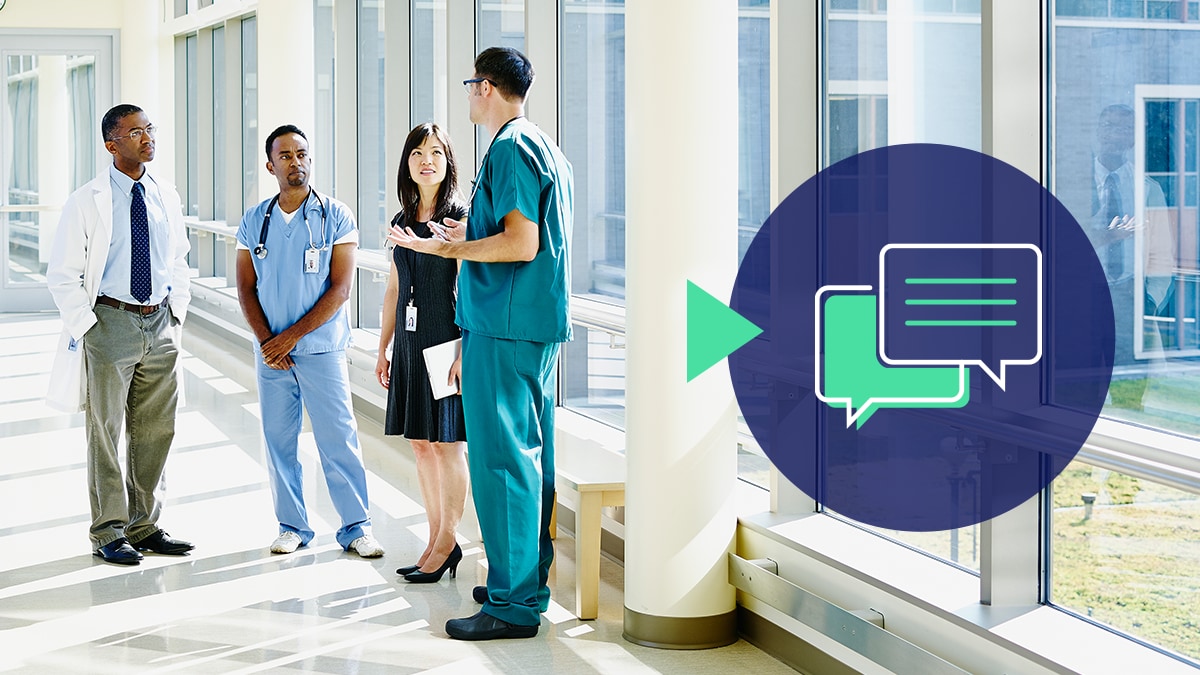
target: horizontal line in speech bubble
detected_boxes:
[904,299,1017,305]
[905,277,1017,285]
[904,320,1018,327]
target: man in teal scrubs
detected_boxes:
[388,46,572,640]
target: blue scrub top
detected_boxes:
[236,190,358,354]
[458,118,574,344]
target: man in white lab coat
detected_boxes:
[46,103,193,565]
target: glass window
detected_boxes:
[66,56,95,192]
[737,0,771,489]
[185,33,199,217]
[213,26,226,224]
[820,1,982,568]
[1051,461,1200,664]
[357,0,387,248]
[242,16,258,209]
[739,0,770,264]
[411,0,448,126]
[212,26,227,280]
[561,323,626,430]
[476,0,525,155]
[1051,7,1199,433]
[559,0,626,427]
[560,0,625,303]
[314,1,336,197]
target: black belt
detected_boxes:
[96,295,167,315]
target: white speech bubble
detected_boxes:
[878,243,1043,390]
[814,285,971,428]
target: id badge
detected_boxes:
[404,304,418,332]
[304,247,320,274]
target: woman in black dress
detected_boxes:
[375,123,468,582]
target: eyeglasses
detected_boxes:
[463,77,495,93]
[109,124,157,142]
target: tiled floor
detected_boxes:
[0,312,793,674]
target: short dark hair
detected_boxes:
[397,123,463,225]
[265,124,307,160]
[474,47,534,102]
[102,104,144,142]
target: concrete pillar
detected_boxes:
[623,0,739,649]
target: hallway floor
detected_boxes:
[0,312,792,674]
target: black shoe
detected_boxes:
[473,585,488,604]
[396,563,420,576]
[445,610,538,641]
[134,530,194,555]
[404,543,462,584]
[94,538,143,565]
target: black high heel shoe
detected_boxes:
[396,563,420,575]
[404,543,462,583]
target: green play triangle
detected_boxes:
[687,280,763,382]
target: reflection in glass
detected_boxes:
[1052,15,1200,435]
[1051,461,1200,664]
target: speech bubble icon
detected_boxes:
[815,288,969,428]
[878,244,1042,390]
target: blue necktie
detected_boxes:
[130,182,152,303]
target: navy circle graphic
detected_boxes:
[729,144,1113,531]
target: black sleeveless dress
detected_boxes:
[383,206,468,442]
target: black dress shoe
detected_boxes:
[396,563,420,576]
[445,610,538,641]
[134,530,194,555]
[94,538,143,565]
[472,585,488,604]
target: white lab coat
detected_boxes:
[44,168,192,412]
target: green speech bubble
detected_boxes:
[820,293,969,428]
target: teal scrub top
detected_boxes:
[236,190,358,354]
[458,118,574,344]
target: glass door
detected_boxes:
[0,32,114,311]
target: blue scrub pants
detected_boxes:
[461,330,558,627]
[255,350,372,549]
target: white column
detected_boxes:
[979,0,1042,608]
[623,0,738,648]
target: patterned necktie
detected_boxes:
[130,182,152,303]
[1103,172,1123,278]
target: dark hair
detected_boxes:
[397,123,463,225]
[474,47,534,102]
[265,124,307,160]
[102,104,144,141]
[1100,103,1134,120]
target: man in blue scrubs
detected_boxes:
[236,125,384,559]
[389,47,573,640]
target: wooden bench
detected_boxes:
[551,427,626,621]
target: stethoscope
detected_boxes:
[253,189,329,259]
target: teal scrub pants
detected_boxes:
[460,330,558,627]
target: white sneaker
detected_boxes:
[270,531,303,554]
[350,534,385,558]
